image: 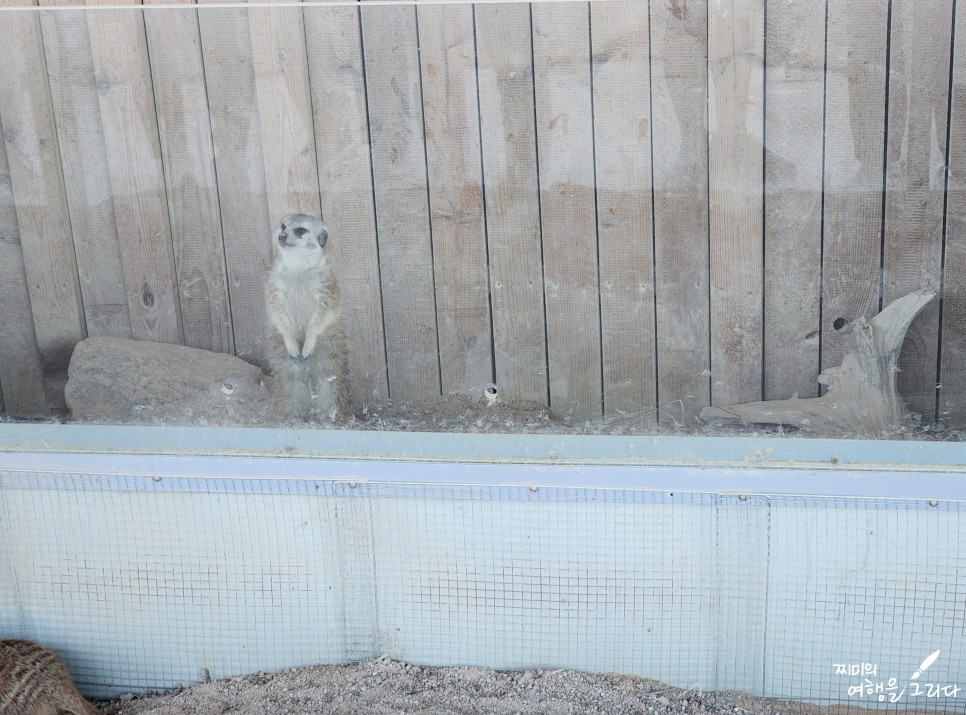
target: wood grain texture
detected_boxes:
[763,0,825,400]
[417,2,493,395]
[86,0,182,344]
[198,2,273,368]
[360,1,441,400]
[650,0,710,426]
[249,1,321,219]
[0,7,86,384]
[38,0,131,339]
[591,0,656,419]
[0,112,48,415]
[881,0,953,422]
[703,289,936,437]
[821,0,888,372]
[144,0,234,354]
[532,1,602,418]
[708,0,764,408]
[475,3,548,406]
[1,0,958,428]
[304,2,389,405]
[940,0,966,427]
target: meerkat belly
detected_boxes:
[282,278,323,340]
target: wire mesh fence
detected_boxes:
[1,465,965,710]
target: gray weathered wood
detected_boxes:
[304,2,389,406]
[591,0,656,419]
[0,0,958,427]
[0,7,86,389]
[87,2,182,344]
[0,112,48,415]
[38,0,132,339]
[360,0,441,400]
[417,2,493,396]
[702,290,936,438]
[881,0,953,422]
[531,1,601,418]
[708,0,764,408]
[650,0,710,426]
[249,1,321,220]
[474,3,547,406]
[144,0,234,354]
[197,1,273,368]
[940,0,966,428]
[763,0,825,401]
[821,0,888,371]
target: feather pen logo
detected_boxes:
[839,651,960,701]
[910,649,941,680]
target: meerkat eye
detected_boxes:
[280,223,286,231]
[295,227,307,237]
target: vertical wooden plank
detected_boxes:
[940,0,966,427]
[38,0,132,339]
[360,1,441,400]
[532,1,602,418]
[197,1,273,368]
[144,0,234,354]
[821,0,888,372]
[708,0,764,407]
[475,3,548,406]
[249,2,321,219]
[86,0,182,344]
[417,2,493,395]
[0,113,48,415]
[590,0,656,418]
[304,3,389,405]
[882,0,953,422]
[763,0,825,400]
[650,0,710,426]
[0,7,86,396]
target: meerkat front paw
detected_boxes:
[284,338,302,360]
[301,334,318,359]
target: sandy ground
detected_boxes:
[95,658,872,715]
[10,380,964,440]
[15,396,958,441]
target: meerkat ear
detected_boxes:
[317,226,329,248]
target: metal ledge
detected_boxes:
[1,424,965,500]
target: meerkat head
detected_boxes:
[273,213,329,267]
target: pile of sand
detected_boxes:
[97,658,834,715]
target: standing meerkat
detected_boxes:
[266,213,350,421]
[0,640,99,715]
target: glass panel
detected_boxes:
[0,0,962,440]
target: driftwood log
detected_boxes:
[700,289,936,438]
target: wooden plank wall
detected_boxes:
[1,0,965,432]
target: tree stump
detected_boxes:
[700,289,937,438]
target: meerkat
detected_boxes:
[0,640,99,715]
[266,213,350,421]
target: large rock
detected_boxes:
[65,337,281,424]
